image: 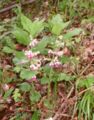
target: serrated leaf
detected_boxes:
[44,99,53,109]
[15,51,26,59]
[13,28,30,45]
[14,66,21,73]
[77,76,94,88]
[30,91,41,102]
[20,69,36,80]
[13,51,28,65]
[13,57,28,65]
[5,38,15,49]
[40,76,50,84]
[3,88,14,100]
[13,89,21,102]
[30,20,44,37]
[21,14,44,37]
[51,14,63,24]
[52,24,63,35]
[58,73,75,81]
[3,46,14,53]
[63,28,82,39]
[49,14,70,35]
[20,82,31,92]
[33,37,49,52]
[32,111,40,120]
[21,14,33,33]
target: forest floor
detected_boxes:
[0,0,94,120]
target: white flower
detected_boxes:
[29,39,38,47]
[30,61,41,71]
[49,59,62,68]
[30,64,38,70]
[25,50,34,59]
[55,51,64,56]
[24,50,40,59]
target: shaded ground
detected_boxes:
[0,0,94,120]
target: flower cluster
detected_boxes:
[49,58,62,68]
[48,49,64,57]
[25,50,40,59]
[31,75,37,81]
[29,39,38,48]
[30,61,41,71]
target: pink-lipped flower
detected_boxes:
[49,60,62,68]
[31,75,37,81]
[25,50,34,59]
[24,50,40,59]
[29,39,38,47]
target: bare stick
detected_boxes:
[79,58,94,76]
[0,0,35,14]
[53,86,74,120]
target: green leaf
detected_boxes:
[77,76,94,88]
[33,37,49,52]
[63,28,82,39]
[5,38,15,49]
[30,91,41,102]
[52,22,70,35]
[20,69,36,80]
[49,14,70,35]
[35,36,56,53]
[30,20,44,37]
[3,46,14,53]
[60,56,70,63]
[21,14,33,33]
[44,99,53,109]
[0,69,2,79]
[21,14,44,37]
[3,88,14,100]
[58,73,75,81]
[52,24,63,35]
[14,66,21,73]
[19,82,31,92]
[32,111,40,120]
[50,14,63,25]
[40,76,50,84]
[13,51,28,65]
[13,57,28,65]
[13,89,21,102]
[13,28,30,45]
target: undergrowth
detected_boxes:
[0,1,94,120]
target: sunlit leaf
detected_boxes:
[13,28,30,45]
[63,28,82,39]
[20,69,36,80]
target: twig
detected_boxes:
[53,85,94,120]
[0,0,35,14]
[0,31,11,40]
[0,4,20,13]
[71,102,77,120]
[53,86,74,120]
[78,86,94,96]
[79,58,94,76]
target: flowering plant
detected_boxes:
[2,14,82,109]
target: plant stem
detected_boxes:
[47,68,52,98]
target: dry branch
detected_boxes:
[0,0,35,13]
